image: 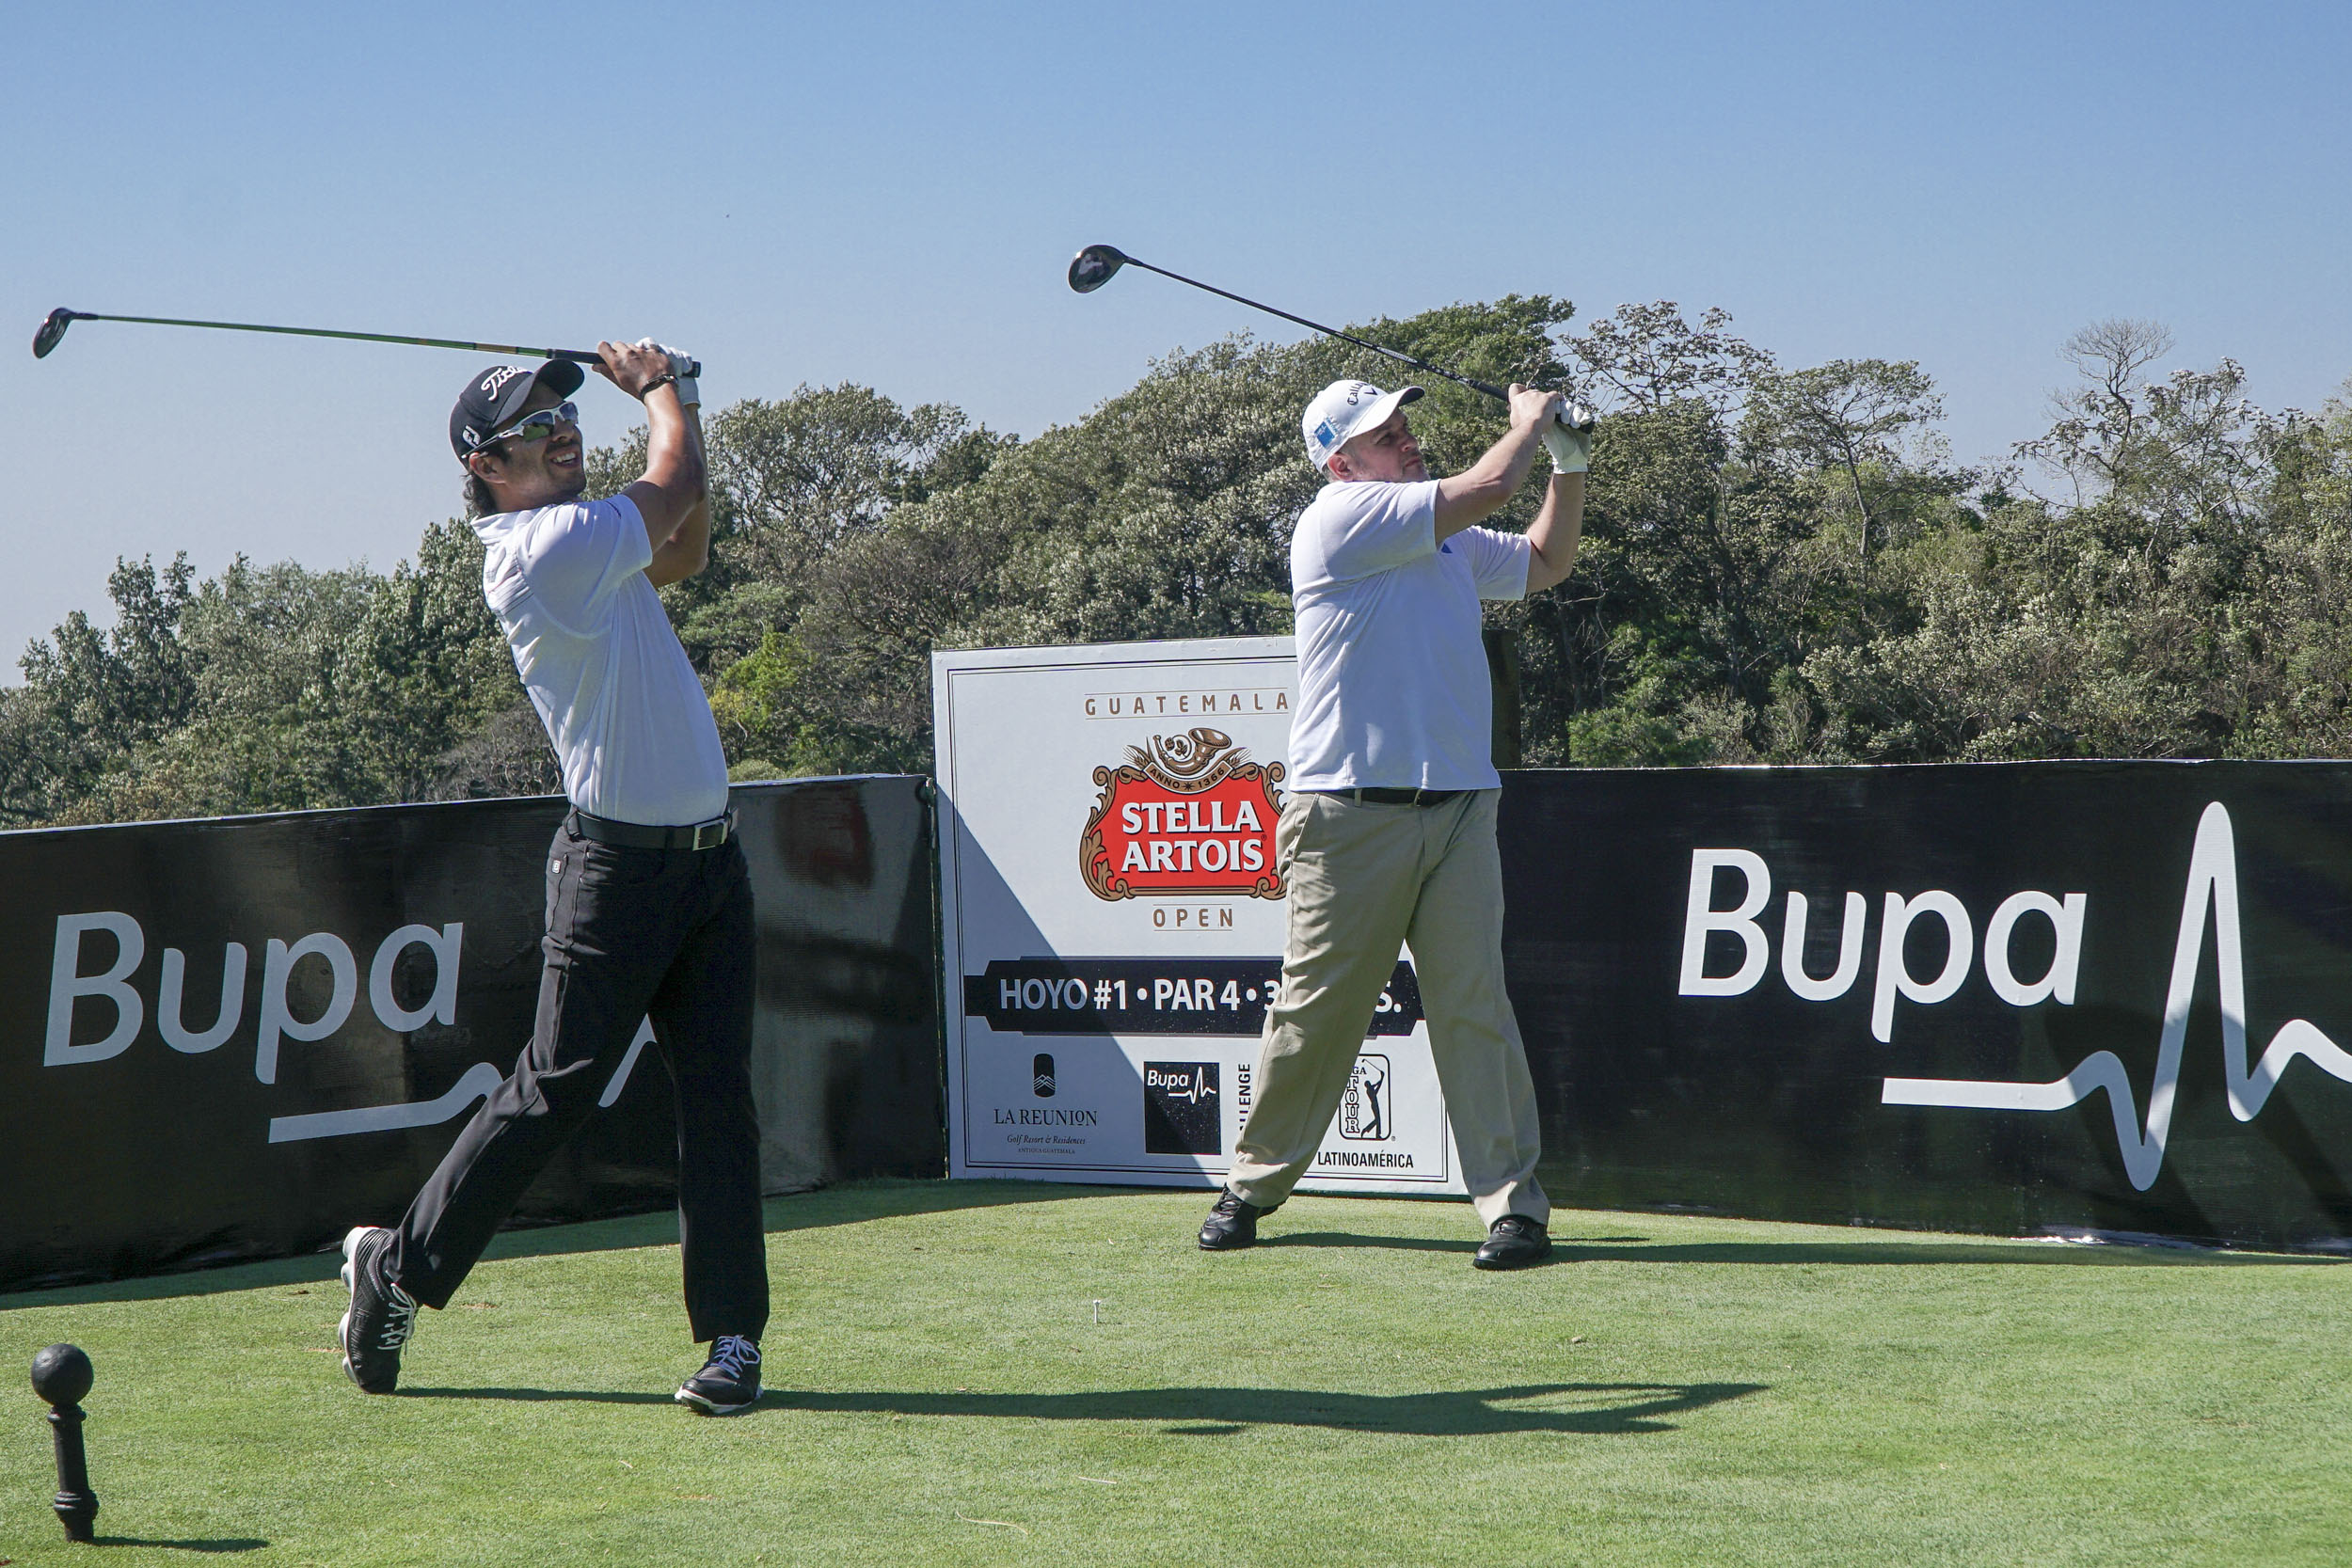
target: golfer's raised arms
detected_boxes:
[1428,384,1564,537]
[596,338,707,568]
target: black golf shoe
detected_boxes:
[1472,1214,1552,1271]
[338,1226,419,1393]
[676,1335,762,1416]
[1198,1189,1279,1251]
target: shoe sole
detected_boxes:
[675,1388,760,1416]
[1472,1245,1552,1271]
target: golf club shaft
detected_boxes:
[1118,258,1513,404]
[52,312,697,376]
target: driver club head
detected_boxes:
[1067,245,1130,294]
[32,308,84,359]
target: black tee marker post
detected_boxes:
[30,1343,99,1542]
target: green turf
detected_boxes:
[3,1181,2346,1566]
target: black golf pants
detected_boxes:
[388,817,768,1343]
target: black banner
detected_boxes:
[1500,763,2352,1250]
[0,778,942,1292]
[26,759,2352,1276]
[961,958,1422,1037]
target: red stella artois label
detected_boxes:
[1081,728,1285,901]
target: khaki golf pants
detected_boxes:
[1227,788,1549,1227]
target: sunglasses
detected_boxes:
[485,402,580,450]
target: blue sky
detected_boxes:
[6,1,2347,664]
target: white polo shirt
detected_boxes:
[1287,478,1531,791]
[472,496,730,827]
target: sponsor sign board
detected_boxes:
[1502,762,2352,1250]
[932,638,1463,1194]
[0,778,943,1292]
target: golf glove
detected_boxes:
[1542,407,1594,474]
[643,339,701,407]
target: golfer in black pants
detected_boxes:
[338,338,769,1415]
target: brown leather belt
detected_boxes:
[568,807,735,850]
[1309,787,1468,808]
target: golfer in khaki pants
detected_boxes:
[1198,374,1587,1269]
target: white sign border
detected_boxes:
[932,637,1463,1195]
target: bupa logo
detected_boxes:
[1142,1060,1219,1156]
[1677,802,2352,1189]
[1677,853,2086,1042]
[1144,1062,1216,1104]
[43,910,662,1145]
[47,911,465,1074]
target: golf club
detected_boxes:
[31,309,699,377]
[1067,245,1592,431]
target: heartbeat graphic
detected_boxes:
[1881,801,2352,1190]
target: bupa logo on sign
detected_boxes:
[1675,801,2352,1190]
[1080,728,1283,901]
[47,911,465,1073]
[43,909,661,1145]
[1142,1061,1220,1155]
[1677,852,2086,1042]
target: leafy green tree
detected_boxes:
[335,520,521,801]
[587,383,1013,678]
[1806,339,2352,762]
[11,307,2351,829]
[1742,358,1949,562]
[2,556,198,821]
[751,299,1581,777]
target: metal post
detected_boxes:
[30,1343,99,1543]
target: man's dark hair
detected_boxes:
[462,461,498,519]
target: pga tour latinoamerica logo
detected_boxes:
[1339,1053,1392,1141]
[1081,728,1284,901]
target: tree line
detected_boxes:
[5,301,2348,829]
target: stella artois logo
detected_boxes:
[1081,728,1284,901]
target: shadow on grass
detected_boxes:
[1261,1231,1644,1257]
[1550,1240,2334,1268]
[1248,1227,2335,1268]
[768,1382,1763,1434]
[400,1381,1762,1433]
[92,1539,267,1553]
[401,1386,675,1404]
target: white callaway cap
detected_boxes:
[1301,378,1423,471]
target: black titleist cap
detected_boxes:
[450,359,587,459]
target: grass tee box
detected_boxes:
[5,1180,2345,1566]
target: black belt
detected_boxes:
[1309,787,1469,808]
[568,807,735,850]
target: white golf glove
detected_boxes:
[641,339,701,406]
[1542,405,1594,474]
